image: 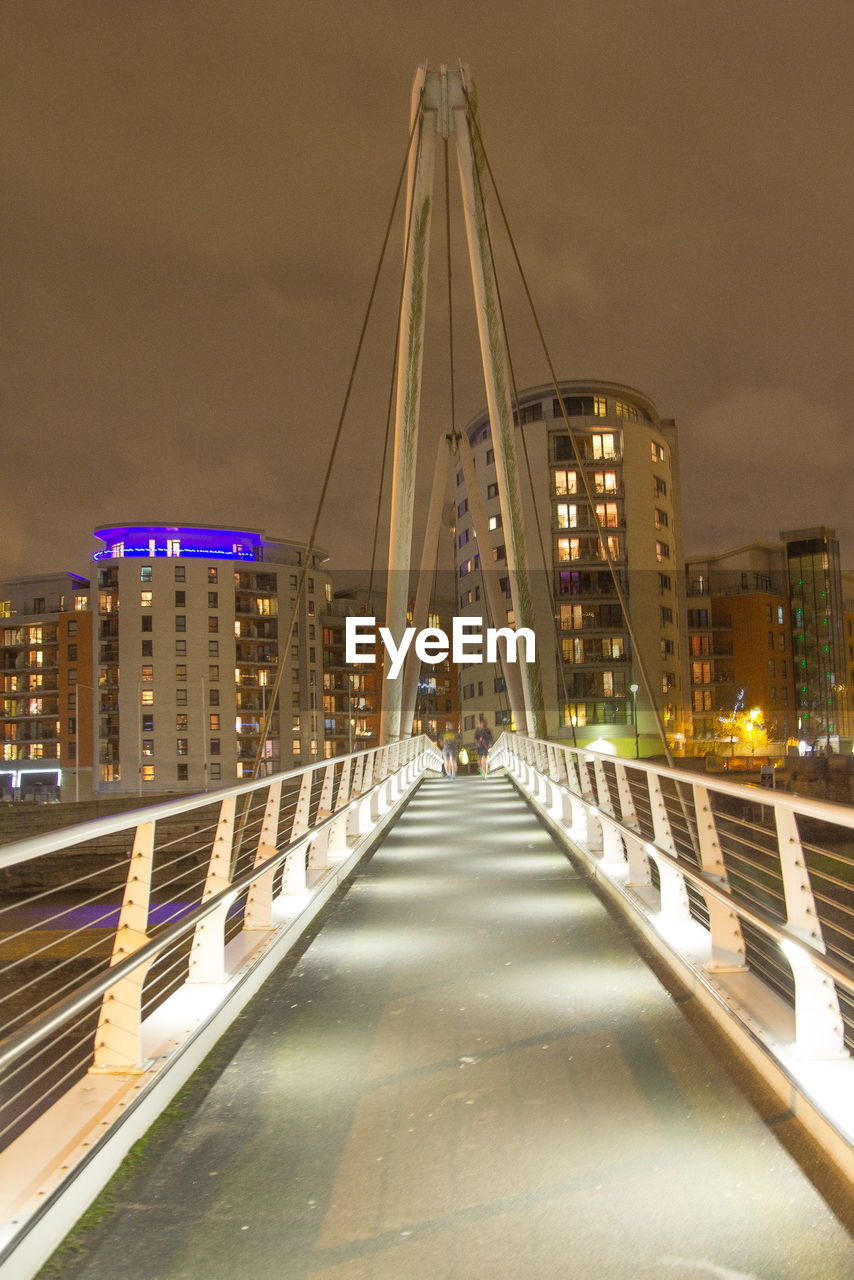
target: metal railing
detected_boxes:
[492,733,854,1071]
[0,736,440,1159]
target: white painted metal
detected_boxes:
[90,821,155,1073]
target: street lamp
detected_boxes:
[630,684,639,758]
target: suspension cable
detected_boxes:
[243,87,426,808]
[462,85,674,767]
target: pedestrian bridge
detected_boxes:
[0,736,852,1278]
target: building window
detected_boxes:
[209,641,219,657]
[487,482,498,499]
[459,529,470,548]
[175,615,186,632]
[651,441,665,463]
[486,448,494,464]
[142,640,153,657]
[208,616,219,633]
[176,713,189,730]
[208,591,219,608]
[209,689,220,706]
[175,590,186,607]
[488,514,502,531]
[142,739,154,757]
[210,739,220,755]
[209,714,220,731]
[175,640,187,656]
[142,765,155,781]
[74,595,88,611]
[658,573,672,593]
[176,739,188,756]
[176,688,188,706]
[553,469,577,496]
[654,476,668,497]
[67,643,78,660]
[67,620,78,637]
[142,714,154,731]
[174,565,186,582]
[167,539,181,557]
[141,689,154,706]
[210,763,221,780]
[140,591,153,608]
[654,509,669,529]
[660,606,673,625]
[591,433,617,460]
[692,690,712,712]
[141,615,153,633]
[177,763,189,781]
[140,566,153,582]
[175,664,187,681]
[556,503,578,529]
[208,567,218,583]
[141,665,154,681]
[655,541,670,562]
[209,665,219,680]
[458,499,469,518]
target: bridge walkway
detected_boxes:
[42,774,854,1279]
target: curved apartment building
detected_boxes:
[455,381,688,753]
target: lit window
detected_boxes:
[176,738,188,756]
[175,665,187,681]
[167,539,181,556]
[651,441,666,463]
[592,471,618,493]
[591,433,617,460]
[209,714,220,731]
[141,689,154,705]
[488,514,502,531]
[654,508,669,529]
[142,764,155,781]
[112,542,125,558]
[553,469,577,496]
[655,541,670,562]
[140,591,153,608]
[141,665,154,681]
[595,502,619,528]
[74,595,88,611]
[176,713,189,730]
[142,740,154,756]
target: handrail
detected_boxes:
[493,731,854,1063]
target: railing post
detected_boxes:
[693,782,746,972]
[316,762,336,820]
[648,773,690,924]
[90,820,155,1073]
[283,771,313,895]
[335,756,353,809]
[593,757,624,865]
[245,781,282,931]
[775,805,848,1058]
[187,795,236,984]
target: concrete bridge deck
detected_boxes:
[41,774,854,1279]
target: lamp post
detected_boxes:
[630,684,639,758]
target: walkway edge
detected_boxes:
[505,769,854,1188]
[0,776,426,1280]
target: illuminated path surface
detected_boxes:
[46,776,853,1279]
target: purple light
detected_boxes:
[92,525,263,562]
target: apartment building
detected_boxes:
[455,380,688,754]
[91,523,331,795]
[0,573,94,800]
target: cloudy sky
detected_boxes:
[2,0,852,582]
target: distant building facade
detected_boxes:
[686,529,852,749]
[0,573,94,800]
[91,524,331,795]
[455,380,689,753]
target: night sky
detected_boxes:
[3,1,852,582]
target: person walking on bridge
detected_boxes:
[474,714,493,778]
[441,721,461,778]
